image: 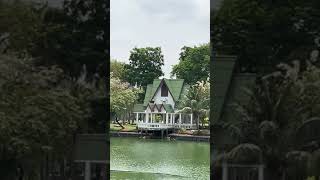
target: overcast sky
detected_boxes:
[110,0,210,78]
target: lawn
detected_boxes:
[110,123,138,132]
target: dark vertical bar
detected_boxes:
[210,0,214,179]
[105,0,111,179]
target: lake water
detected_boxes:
[110,137,210,180]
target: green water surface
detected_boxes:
[110,137,209,180]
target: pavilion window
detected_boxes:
[161,84,168,97]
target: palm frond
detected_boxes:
[227,143,262,164]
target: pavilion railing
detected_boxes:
[137,122,197,130]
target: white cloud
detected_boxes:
[110,0,209,78]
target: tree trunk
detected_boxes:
[115,117,125,129]
[195,114,200,130]
[201,120,204,128]
[127,112,131,124]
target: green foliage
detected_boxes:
[171,44,210,85]
[124,47,164,88]
[221,58,320,178]
[178,128,187,134]
[111,59,126,80]
[227,143,262,164]
[179,80,210,129]
[110,74,142,118]
[155,115,162,123]
[0,0,44,54]
[212,0,320,73]
[202,117,209,126]
[0,54,91,177]
[0,0,107,77]
[0,0,108,178]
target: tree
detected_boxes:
[110,59,126,80]
[0,0,44,54]
[110,74,142,128]
[212,0,320,74]
[171,44,210,85]
[0,54,91,179]
[178,80,210,129]
[124,47,164,88]
[0,0,108,78]
[216,58,320,179]
[0,0,108,178]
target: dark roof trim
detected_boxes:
[147,103,163,112]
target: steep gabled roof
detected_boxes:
[164,79,185,100]
[212,55,237,122]
[143,84,154,106]
[133,104,144,112]
[143,79,187,106]
[212,55,257,124]
[163,104,174,113]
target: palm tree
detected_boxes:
[213,59,320,179]
[178,80,209,129]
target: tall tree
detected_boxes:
[212,0,320,74]
[110,59,126,80]
[110,74,142,128]
[171,43,210,85]
[0,0,108,78]
[124,47,164,88]
[178,80,210,129]
[216,58,320,179]
[0,54,91,179]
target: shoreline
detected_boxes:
[110,131,210,142]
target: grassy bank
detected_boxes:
[110,123,138,132]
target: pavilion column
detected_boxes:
[136,113,139,123]
[171,114,173,124]
[258,165,264,180]
[166,113,168,124]
[172,114,174,124]
[190,113,193,125]
[179,113,182,127]
[153,113,155,123]
[222,162,228,180]
[146,113,149,123]
[84,161,91,180]
[151,113,153,123]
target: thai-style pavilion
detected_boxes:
[133,78,196,130]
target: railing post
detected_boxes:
[258,164,264,180]
[222,162,228,180]
[84,161,91,180]
[146,113,149,123]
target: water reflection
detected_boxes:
[110,137,209,180]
